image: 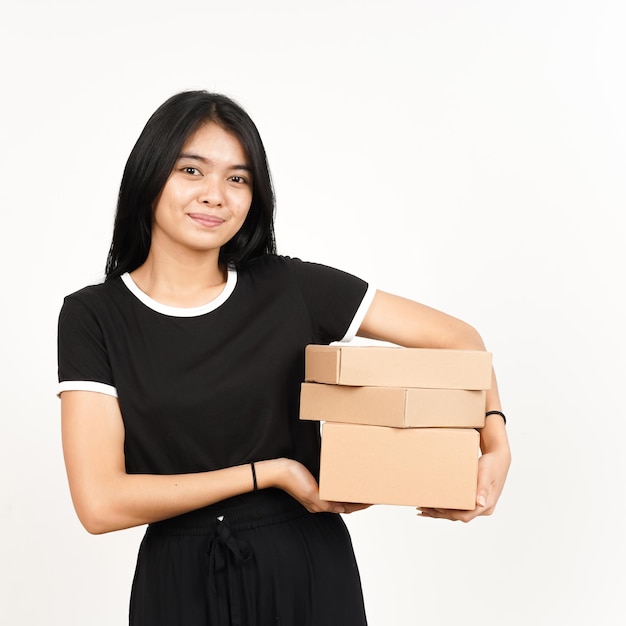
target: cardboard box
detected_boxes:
[305,345,492,390]
[300,383,486,428]
[319,422,479,509]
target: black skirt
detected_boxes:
[129,489,368,626]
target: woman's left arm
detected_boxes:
[357,290,511,522]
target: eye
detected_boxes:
[229,175,249,185]
[181,166,201,176]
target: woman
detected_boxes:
[58,91,510,625]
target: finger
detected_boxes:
[319,499,347,514]
[475,461,497,508]
[475,478,491,508]
[325,499,372,514]
[418,507,464,515]
[417,507,477,522]
[341,503,372,514]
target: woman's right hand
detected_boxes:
[259,458,370,514]
[62,393,314,533]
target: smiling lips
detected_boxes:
[187,213,225,227]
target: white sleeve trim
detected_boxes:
[339,283,377,343]
[58,381,119,398]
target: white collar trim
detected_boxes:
[121,268,237,317]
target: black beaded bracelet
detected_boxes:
[485,410,507,424]
[251,462,258,491]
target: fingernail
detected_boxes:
[477,495,486,507]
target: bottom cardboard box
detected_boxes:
[319,422,479,510]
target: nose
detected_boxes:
[199,175,224,206]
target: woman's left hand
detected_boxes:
[358,289,511,523]
[417,446,511,522]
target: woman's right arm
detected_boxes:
[61,391,344,534]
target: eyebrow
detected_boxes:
[177,153,251,171]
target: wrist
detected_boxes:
[250,461,258,491]
[254,458,289,491]
[485,410,506,424]
[479,415,510,455]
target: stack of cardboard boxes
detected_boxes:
[299,345,493,510]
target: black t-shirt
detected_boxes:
[58,255,374,478]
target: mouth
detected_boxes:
[187,213,225,228]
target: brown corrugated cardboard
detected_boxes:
[300,382,486,428]
[305,345,492,390]
[319,422,479,509]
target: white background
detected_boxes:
[1,1,625,624]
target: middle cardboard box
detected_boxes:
[300,383,486,428]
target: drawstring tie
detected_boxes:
[205,516,255,626]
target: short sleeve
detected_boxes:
[57,295,118,397]
[285,258,376,343]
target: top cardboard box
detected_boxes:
[305,345,492,390]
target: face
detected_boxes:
[151,122,253,260]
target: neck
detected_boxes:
[130,246,228,308]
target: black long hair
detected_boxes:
[105,91,276,280]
